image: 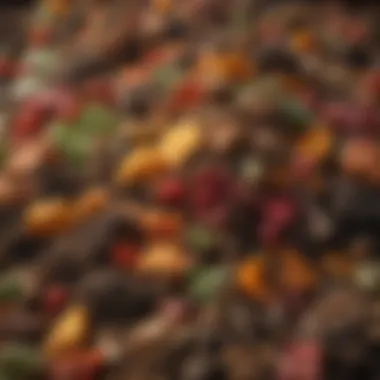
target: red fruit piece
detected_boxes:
[15,62,29,76]
[322,102,347,127]
[193,165,228,184]
[259,198,296,247]
[344,20,368,44]
[40,89,81,121]
[191,187,218,209]
[111,243,139,269]
[142,48,168,67]
[291,154,317,181]
[278,340,321,380]
[363,72,380,95]
[265,198,295,226]
[259,21,283,44]
[258,221,281,247]
[0,57,16,78]
[82,79,115,105]
[231,180,252,204]
[170,80,205,110]
[197,206,229,229]
[56,98,81,122]
[11,102,47,144]
[300,90,319,111]
[160,298,188,323]
[155,177,185,205]
[29,27,51,47]
[43,285,68,316]
[190,166,232,210]
[282,291,310,319]
[49,352,102,380]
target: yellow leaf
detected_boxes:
[44,305,89,357]
[295,127,332,161]
[74,187,109,222]
[236,256,271,302]
[24,198,74,236]
[280,250,317,292]
[115,147,168,184]
[290,31,314,53]
[139,210,183,238]
[46,0,71,15]
[159,119,202,167]
[152,0,172,12]
[138,243,189,276]
[322,252,355,279]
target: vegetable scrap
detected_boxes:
[0,1,378,379]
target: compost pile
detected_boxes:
[0,0,379,379]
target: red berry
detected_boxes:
[278,340,321,380]
[43,285,68,315]
[155,177,185,204]
[291,154,316,180]
[143,48,167,67]
[197,206,229,229]
[265,198,295,226]
[259,221,281,247]
[190,166,235,212]
[83,79,115,105]
[323,102,347,127]
[170,80,205,110]
[111,243,139,268]
[11,102,46,143]
[191,187,218,209]
[47,89,82,121]
[367,73,380,95]
[259,198,296,247]
[0,58,15,78]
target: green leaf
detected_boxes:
[280,99,313,130]
[25,49,59,76]
[185,225,219,253]
[79,104,118,135]
[50,121,93,167]
[189,266,229,302]
[0,345,43,380]
[0,277,23,304]
[152,65,183,87]
[49,120,70,144]
[63,133,93,166]
[238,76,284,107]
